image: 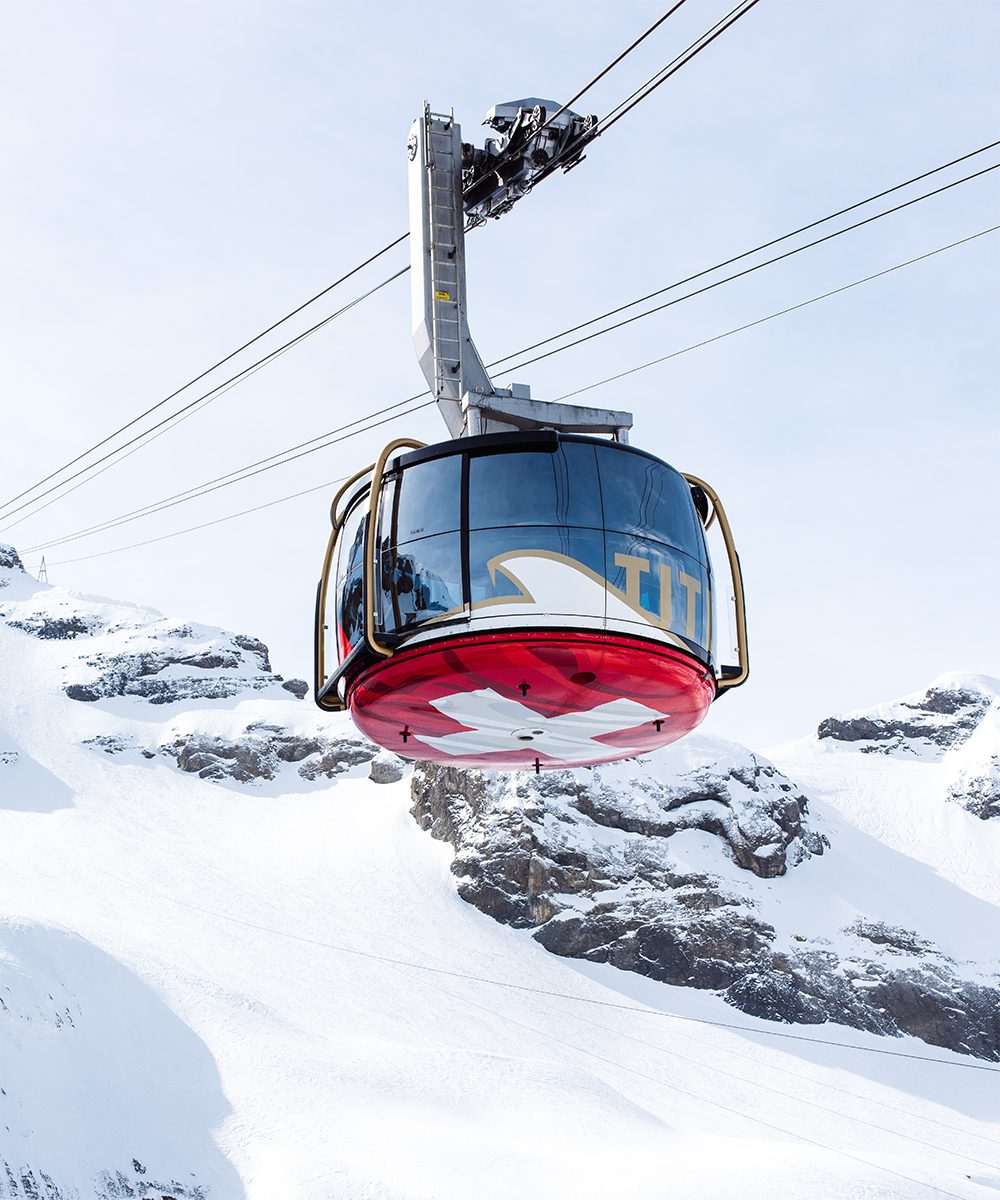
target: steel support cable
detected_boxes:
[0,4,706,526]
[73,863,1000,1077]
[43,221,1000,567]
[495,158,1000,378]
[36,399,436,561]
[596,0,750,129]
[535,0,690,133]
[25,386,435,554]
[594,0,763,139]
[31,849,992,1200]
[526,991,1000,1172]
[27,145,1000,554]
[29,161,1000,556]
[0,267,410,535]
[553,222,1000,401]
[0,234,410,520]
[487,135,1000,371]
[429,985,976,1200]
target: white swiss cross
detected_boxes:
[418,688,667,763]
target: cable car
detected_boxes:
[316,429,746,770]
[314,102,748,770]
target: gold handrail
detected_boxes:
[314,442,424,706]
[364,438,427,658]
[316,471,376,709]
[315,519,346,710]
[683,473,749,693]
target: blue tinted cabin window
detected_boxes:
[597,446,704,563]
[468,443,603,530]
[378,533,463,632]
[383,454,462,544]
[335,502,367,658]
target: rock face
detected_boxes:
[817,679,994,756]
[165,723,380,784]
[944,703,1000,820]
[411,741,1000,1060]
[0,543,24,578]
[0,543,300,708]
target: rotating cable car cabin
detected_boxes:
[315,101,748,771]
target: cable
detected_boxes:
[552,222,1000,401]
[49,477,348,567]
[540,1,691,132]
[20,130,1000,550]
[44,405,437,566]
[436,985,975,1200]
[90,862,1000,1080]
[0,266,409,534]
[488,140,1000,371]
[0,234,409,520]
[32,191,1000,559]
[526,991,1000,1171]
[1,3,711,527]
[28,391,434,555]
[497,158,1000,378]
[594,0,762,139]
[192,842,1000,1156]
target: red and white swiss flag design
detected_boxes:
[348,631,715,770]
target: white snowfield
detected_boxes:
[1,551,999,1200]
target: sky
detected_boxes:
[1,0,998,748]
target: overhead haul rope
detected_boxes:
[0,235,409,522]
[424,982,979,1200]
[0,1,707,526]
[78,863,1000,1082]
[30,149,1000,557]
[55,844,999,1196]
[44,221,1000,566]
[486,137,1000,370]
[0,267,410,534]
[592,0,763,139]
[57,851,988,1199]
[497,159,1000,376]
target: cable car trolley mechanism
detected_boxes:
[315,100,749,771]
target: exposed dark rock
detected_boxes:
[233,633,272,672]
[83,735,128,756]
[947,751,1000,821]
[281,678,309,699]
[410,750,1000,1060]
[817,684,992,755]
[166,727,377,784]
[369,753,407,785]
[64,645,276,706]
[7,614,97,640]
[0,544,25,575]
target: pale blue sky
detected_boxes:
[2,0,998,746]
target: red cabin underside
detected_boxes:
[347,630,716,770]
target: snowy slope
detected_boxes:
[1,544,999,1200]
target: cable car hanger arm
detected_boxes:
[408,101,631,441]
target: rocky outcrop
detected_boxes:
[82,721,401,787]
[411,748,822,984]
[0,543,24,578]
[411,747,1000,1060]
[948,761,1000,820]
[165,723,381,784]
[945,705,1000,820]
[817,680,993,756]
[7,613,100,639]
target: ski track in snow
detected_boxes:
[1,560,999,1199]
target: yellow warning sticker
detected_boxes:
[434,290,451,301]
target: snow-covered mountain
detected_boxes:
[1,542,999,1200]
